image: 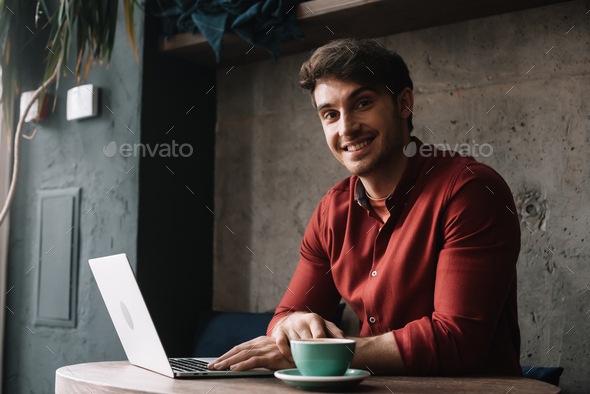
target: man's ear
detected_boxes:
[397,88,414,121]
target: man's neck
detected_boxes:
[361,134,412,199]
[361,153,409,199]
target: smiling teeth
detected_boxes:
[347,140,370,152]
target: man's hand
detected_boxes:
[271,312,345,362]
[207,312,344,371]
[207,336,295,371]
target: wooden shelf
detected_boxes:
[158,0,568,69]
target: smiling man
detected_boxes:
[208,38,522,376]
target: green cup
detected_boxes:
[290,338,356,376]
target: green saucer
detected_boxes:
[274,368,371,391]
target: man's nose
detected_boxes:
[339,111,360,138]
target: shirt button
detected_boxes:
[369,317,376,323]
[371,270,377,276]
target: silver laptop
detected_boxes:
[89,253,274,378]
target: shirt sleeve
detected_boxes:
[392,165,521,374]
[267,195,342,336]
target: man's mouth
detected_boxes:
[344,138,375,152]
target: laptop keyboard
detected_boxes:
[169,358,230,373]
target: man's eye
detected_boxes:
[359,100,372,107]
[325,112,337,119]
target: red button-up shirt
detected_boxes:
[267,136,522,376]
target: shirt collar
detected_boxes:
[355,135,427,210]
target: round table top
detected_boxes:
[55,361,561,394]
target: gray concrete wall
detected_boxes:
[2,5,144,393]
[213,1,589,391]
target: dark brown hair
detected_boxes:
[299,38,414,133]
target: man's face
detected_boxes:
[314,77,408,178]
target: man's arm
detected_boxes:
[349,333,406,374]
[210,166,520,374]
[272,316,408,374]
[270,312,405,374]
[207,314,406,373]
[391,165,521,375]
[346,166,518,375]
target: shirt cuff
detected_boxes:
[391,316,439,375]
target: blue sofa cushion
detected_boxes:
[521,366,564,387]
[193,303,346,357]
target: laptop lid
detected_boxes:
[89,253,175,378]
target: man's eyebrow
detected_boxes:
[316,86,380,112]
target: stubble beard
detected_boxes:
[341,114,405,178]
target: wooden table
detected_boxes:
[56,361,561,393]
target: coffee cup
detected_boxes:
[290,338,356,376]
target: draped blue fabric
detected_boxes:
[149,0,307,63]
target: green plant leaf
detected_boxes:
[1,0,143,133]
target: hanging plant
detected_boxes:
[0,0,142,226]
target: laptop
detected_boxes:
[89,253,275,378]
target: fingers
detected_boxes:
[208,338,258,370]
[219,346,257,371]
[292,313,329,338]
[228,355,264,371]
[324,320,345,338]
[289,313,324,339]
[309,316,328,338]
[277,312,339,340]
[285,328,302,340]
[231,354,294,372]
[274,331,293,362]
[208,341,250,368]
[293,326,314,339]
[209,346,258,370]
[208,336,294,371]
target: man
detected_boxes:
[208,38,522,376]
